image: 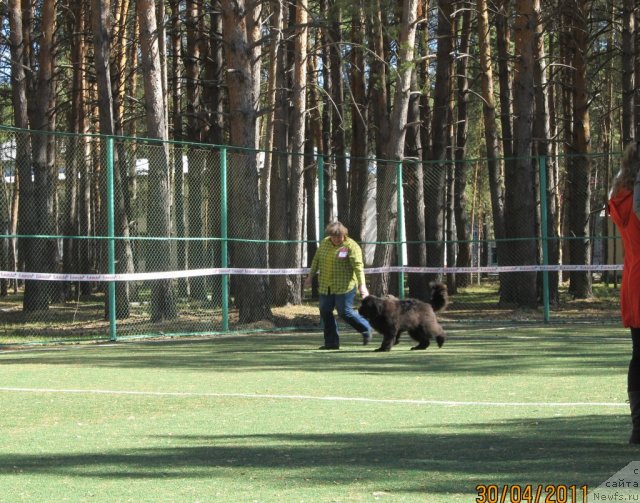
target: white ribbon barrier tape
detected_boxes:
[0,264,623,282]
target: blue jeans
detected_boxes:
[319,288,371,347]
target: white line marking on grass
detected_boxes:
[0,386,627,408]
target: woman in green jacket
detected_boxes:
[304,221,371,350]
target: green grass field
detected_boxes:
[0,325,637,502]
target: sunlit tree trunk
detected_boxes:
[368,0,419,295]
[287,0,308,304]
[622,0,635,144]
[137,0,177,320]
[476,0,506,286]
[268,0,291,305]
[368,0,392,294]
[206,1,225,305]
[23,0,56,312]
[91,0,131,318]
[533,1,559,305]
[221,0,273,322]
[8,0,32,299]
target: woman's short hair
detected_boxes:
[325,221,348,238]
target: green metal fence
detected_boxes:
[0,126,623,344]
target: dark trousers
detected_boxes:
[629,327,640,392]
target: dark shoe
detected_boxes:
[630,391,640,444]
[318,345,340,350]
[362,331,372,345]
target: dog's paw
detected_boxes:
[410,345,428,350]
[374,347,391,352]
[436,335,445,348]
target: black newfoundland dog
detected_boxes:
[358,283,448,352]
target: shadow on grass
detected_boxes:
[0,414,634,494]
[0,331,628,377]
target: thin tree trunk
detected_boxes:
[476,0,506,286]
[368,0,392,294]
[622,0,635,144]
[533,2,559,305]
[91,0,131,318]
[453,5,472,289]
[425,0,454,285]
[496,0,514,164]
[184,0,207,300]
[206,1,225,305]
[287,0,308,305]
[137,0,177,320]
[319,0,334,224]
[404,67,428,300]
[327,1,348,223]
[261,0,283,236]
[566,0,593,298]
[347,1,368,243]
[63,0,89,300]
[168,0,188,298]
[268,0,291,305]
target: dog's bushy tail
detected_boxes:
[429,282,448,312]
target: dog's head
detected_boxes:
[358,295,384,320]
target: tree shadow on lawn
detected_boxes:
[0,332,628,378]
[0,414,635,494]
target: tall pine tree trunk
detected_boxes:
[566,0,593,298]
[23,0,56,312]
[501,0,538,308]
[137,0,177,321]
[369,0,418,296]
[425,0,453,285]
[221,0,273,323]
[91,0,131,318]
[533,2,560,305]
[476,0,506,288]
[347,2,368,243]
[453,6,472,290]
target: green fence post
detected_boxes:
[539,155,550,323]
[317,154,325,238]
[220,146,229,332]
[106,136,117,341]
[396,160,405,299]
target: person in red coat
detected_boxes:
[608,142,640,443]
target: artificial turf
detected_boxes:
[0,326,635,502]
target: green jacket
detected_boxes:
[309,236,366,295]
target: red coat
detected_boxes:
[609,188,640,328]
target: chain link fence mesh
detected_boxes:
[0,127,624,344]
